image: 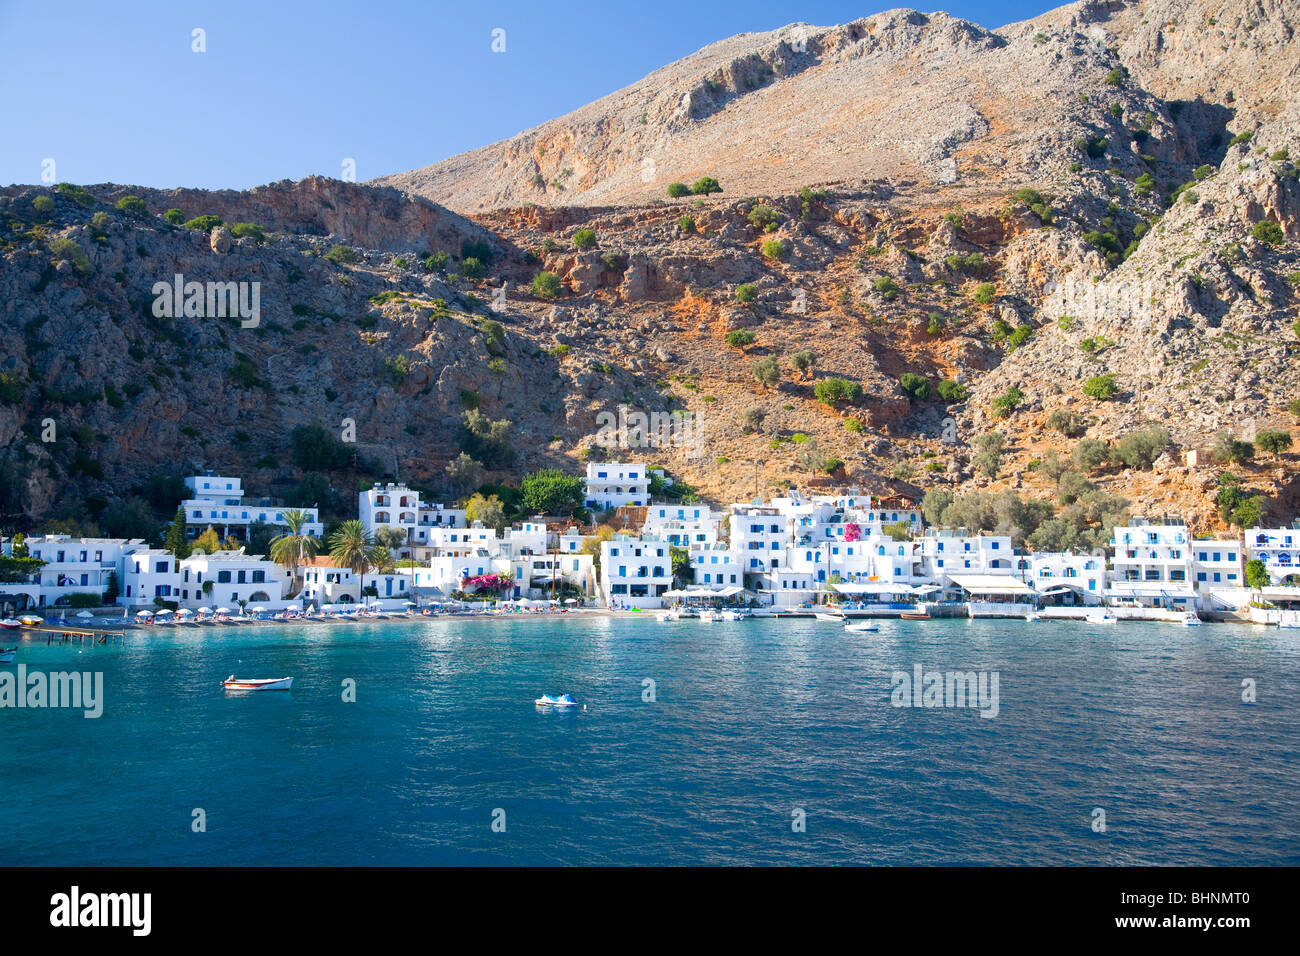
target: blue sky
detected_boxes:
[1,0,1054,190]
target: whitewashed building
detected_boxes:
[691,544,742,588]
[1107,517,1197,609]
[14,536,144,608]
[915,529,1016,584]
[600,534,672,608]
[643,503,722,548]
[184,472,323,540]
[359,482,466,556]
[1244,525,1300,586]
[179,550,290,609]
[1026,552,1106,606]
[121,548,183,607]
[729,505,789,578]
[584,462,650,512]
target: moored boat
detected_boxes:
[18,615,42,626]
[223,675,293,691]
[655,609,680,622]
[535,693,580,708]
[0,647,16,663]
[844,621,879,632]
[719,609,750,621]
[0,619,22,630]
[900,611,930,620]
[1182,611,1203,627]
[814,611,844,622]
[697,608,719,622]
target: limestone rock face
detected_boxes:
[209,227,232,254]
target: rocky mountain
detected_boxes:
[1,0,1297,541]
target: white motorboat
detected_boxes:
[844,621,879,632]
[0,619,22,630]
[697,609,719,623]
[535,693,581,708]
[655,609,680,622]
[814,611,845,622]
[1182,611,1203,627]
[719,609,750,621]
[0,647,16,664]
[223,676,293,691]
[1024,611,1041,622]
[1087,612,1118,625]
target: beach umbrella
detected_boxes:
[76,610,94,619]
[403,600,417,606]
[248,605,266,613]
[135,610,154,618]
[215,607,232,614]
[196,606,212,614]
[153,609,174,617]
[176,608,194,617]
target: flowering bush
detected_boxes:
[844,523,861,543]
[461,573,513,593]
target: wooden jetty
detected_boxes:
[25,626,125,646]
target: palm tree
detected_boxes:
[269,509,319,599]
[328,520,386,606]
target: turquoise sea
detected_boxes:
[2,615,1297,865]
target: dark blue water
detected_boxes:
[2,616,1297,865]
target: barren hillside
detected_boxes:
[1,0,1297,541]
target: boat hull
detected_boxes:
[223,677,293,691]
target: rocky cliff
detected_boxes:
[1,0,1297,538]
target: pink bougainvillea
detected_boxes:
[844,522,861,542]
[461,573,513,592]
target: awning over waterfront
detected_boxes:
[946,574,1035,595]
[662,585,744,598]
[831,582,910,595]
[1105,584,1197,599]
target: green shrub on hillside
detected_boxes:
[531,271,562,299]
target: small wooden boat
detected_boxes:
[844,621,879,633]
[900,611,930,620]
[0,647,16,664]
[223,675,293,691]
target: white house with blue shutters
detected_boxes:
[600,534,672,608]
[584,462,650,512]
